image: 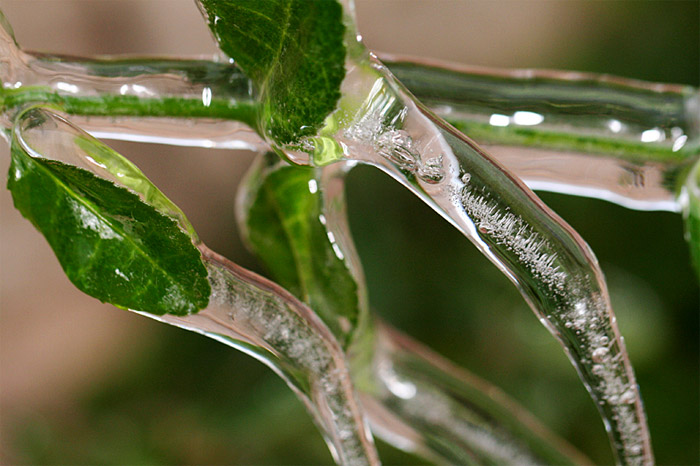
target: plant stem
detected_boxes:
[2,47,697,210]
[136,245,381,466]
[310,54,654,465]
[361,320,591,465]
[384,54,698,164]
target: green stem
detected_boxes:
[3,51,697,165]
[0,53,259,127]
[3,48,698,211]
[383,54,699,164]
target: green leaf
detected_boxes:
[198,0,346,145]
[72,135,199,239]
[7,110,210,315]
[683,156,700,280]
[239,153,358,345]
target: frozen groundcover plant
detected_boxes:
[0,1,698,465]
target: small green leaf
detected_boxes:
[683,156,700,279]
[239,153,358,345]
[72,135,199,239]
[8,110,210,315]
[198,0,346,145]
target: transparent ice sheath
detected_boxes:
[363,320,591,465]
[273,37,654,463]
[247,156,590,464]
[6,5,699,464]
[384,55,699,212]
[2,11,698,212]
[10,107,380,466]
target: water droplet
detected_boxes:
[461,172,471,184]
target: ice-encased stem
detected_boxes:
[680,156,700,276]
[385,54,699,161]
[131,247,381,466]
[384,54,699,212]
[238,155,590,464]
[5,103,379,466]
[2,14,698,210]
[0,15,263,149]
[361,320,590,465]
[0,8,657,461]
[321,162,589,464]
[311,56,652,465]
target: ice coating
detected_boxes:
[0,5,675,463]
[448,179,567,291]
[2,19,696,212]
[7,52,653,466]
[143,247,380,466]
[366,322,579,464]
[0,12,261,149]
[8,105,380,466]
[344,82,445,185]
[236,156,590,464]
[317,54,653,464]
[13,107,200,238]
[384,54,699,212]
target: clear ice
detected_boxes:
[7,4,699,463]
[319,50,654,464]
[8,106,380,466]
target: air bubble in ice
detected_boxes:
[629,444,643,455]
[417,155,445,184]
[619,389,636,405]
[592,347,609,363]
[376,130,417,170]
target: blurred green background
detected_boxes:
[1,1,698,464]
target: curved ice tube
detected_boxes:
[305,56,653,465]
[383,54,699,212]
[321,161,588,464]
[238,154,589,464]
[363,321,591,465]
[146,246,380,466]
[8,106,380,466]
[2,14,697,211]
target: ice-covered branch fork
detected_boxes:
[6,105,379,465]
[3,2,699,464]
[1,17,697,210]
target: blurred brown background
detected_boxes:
[1,1,698,464]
